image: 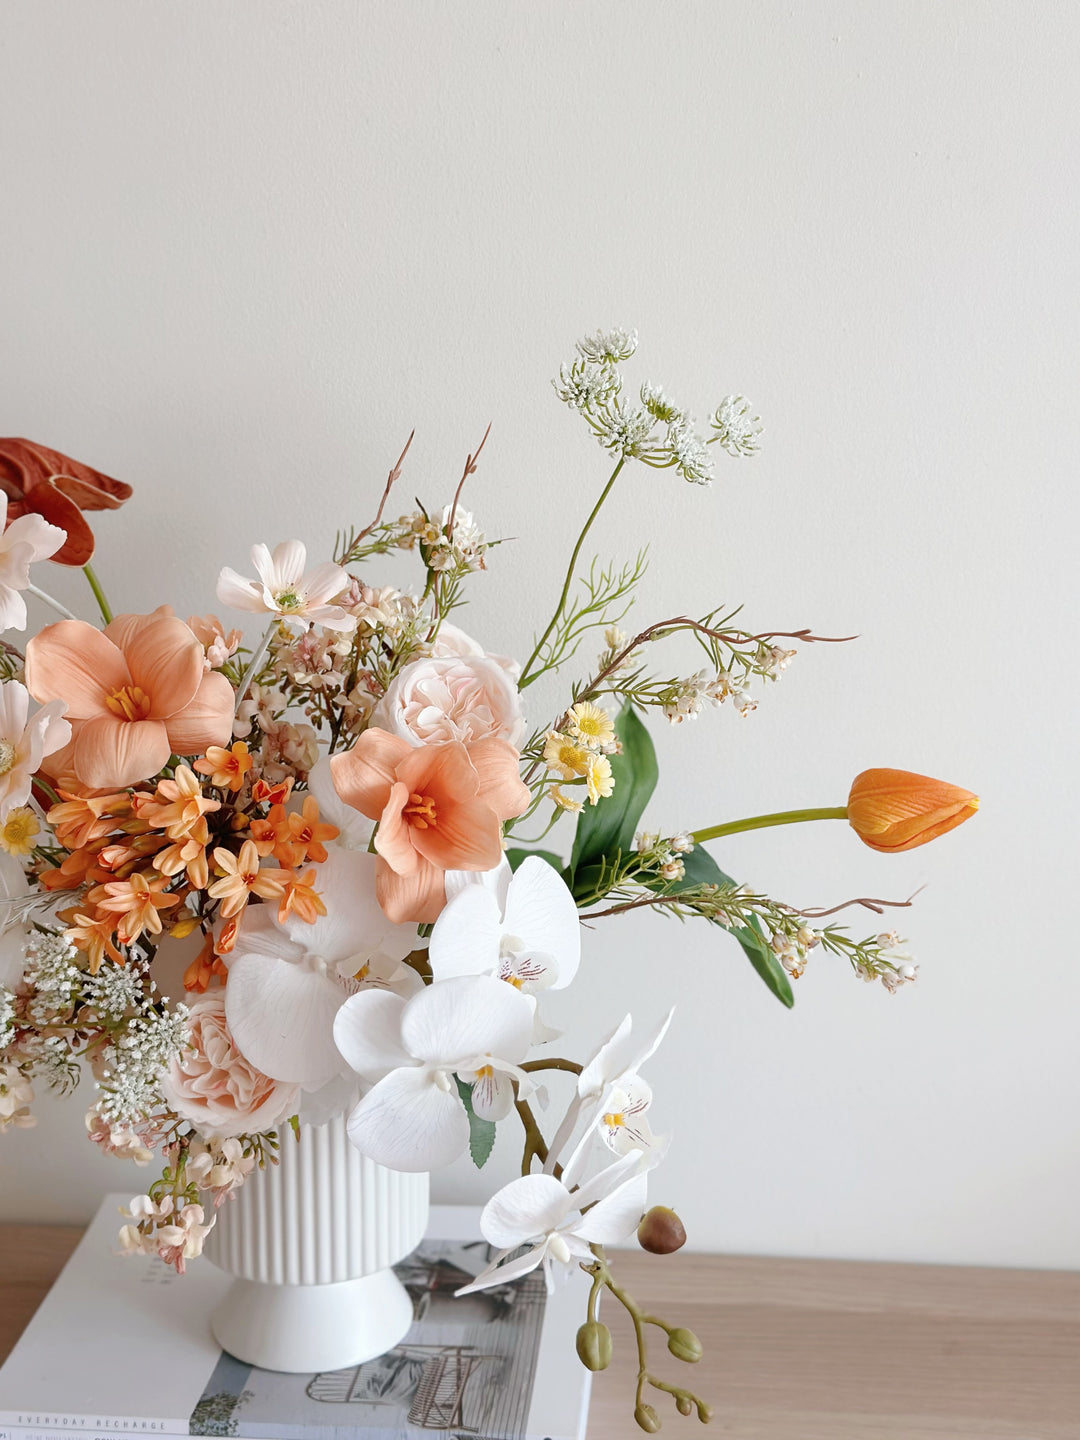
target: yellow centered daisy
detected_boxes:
[586,754,614,805]
[0,806,40,856]
[568,701,615,750]
[542,730,590,780]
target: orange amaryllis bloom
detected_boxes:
[89,871,180,944]
[847,769,979,853]
[276,867,327,925]
[207,839,286,919]
[194,742,252,794]
[25,608,234,790]
[0,438,132,566]
[329,729,530,924]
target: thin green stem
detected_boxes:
[519,457,626,687]
[82,564,113,625]
[25,584,77,622]
[233,618,279,718]
[692,806,849,844]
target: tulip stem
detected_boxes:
[26,584,78,622]
[82,564,113,625]
[692,807,849,844]
[233,618,279,718]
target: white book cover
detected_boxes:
[0,1194,590,1440]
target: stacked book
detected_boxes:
[0,1195,589,1440]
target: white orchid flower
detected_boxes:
[0,493,67,632]
[596,1073,663,1158]
[429,856,581,994]
[216,540,356,632]
[333,974,536,1172]
[456,1148,654,1296]
[0,679,70,821]
[224,846,418,1090]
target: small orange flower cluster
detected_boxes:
[40,742,338,977]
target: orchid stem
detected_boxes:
[82,564,113,625]
[233,618,279,718]
[26,584,78,622]
[692,806,849,844]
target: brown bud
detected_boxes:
[637,1205,687,1254]
[634,1402,662,1432]
[575,1320,613,1371]
[667,1327,703,1363]
[676,1396,693,1416]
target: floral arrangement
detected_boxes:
[0,331,977,1431]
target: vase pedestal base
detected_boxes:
[210,1265,416,1373]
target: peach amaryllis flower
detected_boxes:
[216,541,356,632]
[330,730,531,924]
[847,768,979,853]
[25,607,234,790]
[0,439,132,567]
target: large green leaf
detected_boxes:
[569,702,658,882]
[652,844,795,1009]
[505,848,564,874]
[454,1078,497,1168]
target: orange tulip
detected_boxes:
[847,769,978,852]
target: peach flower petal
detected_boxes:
[376,855,447,925]
[25,622,129,720]
[397,739,479,807]
[410,795,504,873]
[73,714,172,789]
[164,670,234,756]
[466,737,532,821]
[373,780,422,875]
[108,610,204,719]
[329,729,414,820]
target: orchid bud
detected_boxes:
[576,1320,613,1371]
[667,1327,702,1363]
[634,1402,662,1432]
[637,1205,687,1254]
[847,769,978,853]
[676,1396,693,1416]
[696,1400,713,1423]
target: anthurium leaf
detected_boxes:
[649,844,795,1009]
[454,1077,497,1168]
[505,848,564,874]
[569,702,658,881]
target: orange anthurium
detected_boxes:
[0,438,131,566]
[847,769,978,852]
[25,607,233,790]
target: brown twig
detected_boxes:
[351,430,415,545]
[426,423,492,639]
[792,887,924,919]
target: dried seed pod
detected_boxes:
[637,1205,687,1254]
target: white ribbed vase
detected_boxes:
[204,1111,429,1373]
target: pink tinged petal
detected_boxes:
[332,989,414,1080]
[111,612,203,718]
[455,1243,546,1297]
[466,737,532,821]
[428,885,503,981]
[298,604,357,633]
[411,795,504,874]
[329,729,413,821]
[376,856,447,925]
[72,714,172,789]
[300,561,349,607]
[0,584,27,633]
[502,858,581,989]
[225,951,348,1088]
[400,973,534,1069]
[260,540,307,592]
[307,756,374,849]
[2,512,67,563]
[480,1173,572,1249]
[25,699,71,771]
[24,621,130,717]
[165,670,235,754]
[345,1066,469,1171]
[0,680,29,741]
[216,566,267,612]
[469,1066,515,1122]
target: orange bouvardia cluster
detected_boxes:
[41,748,338,978]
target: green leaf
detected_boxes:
[569,702,658,881]
[454,1077,497,1168]
[505,848,564,874]
[650,844,795,1009]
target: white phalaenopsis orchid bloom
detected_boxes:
[457,1148,655,1296]
[0,679,70,821]
[0,492,67,632]
[224,846,417,1090]
[597,1073,662,1157]
[216,540,356,632]
[429,856,581,994]
[333,974,536,1172]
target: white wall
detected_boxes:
[0,1,1076,1268]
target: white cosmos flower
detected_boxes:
[0,679,70,821]
[216,541,356,632]
[0,493,66,632]
[333,974,536,1172]
[429,856,580,995]
[224,846,418,1090]
[456,1148,654,1296]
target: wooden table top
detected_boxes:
[2,1224,1079,1438]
